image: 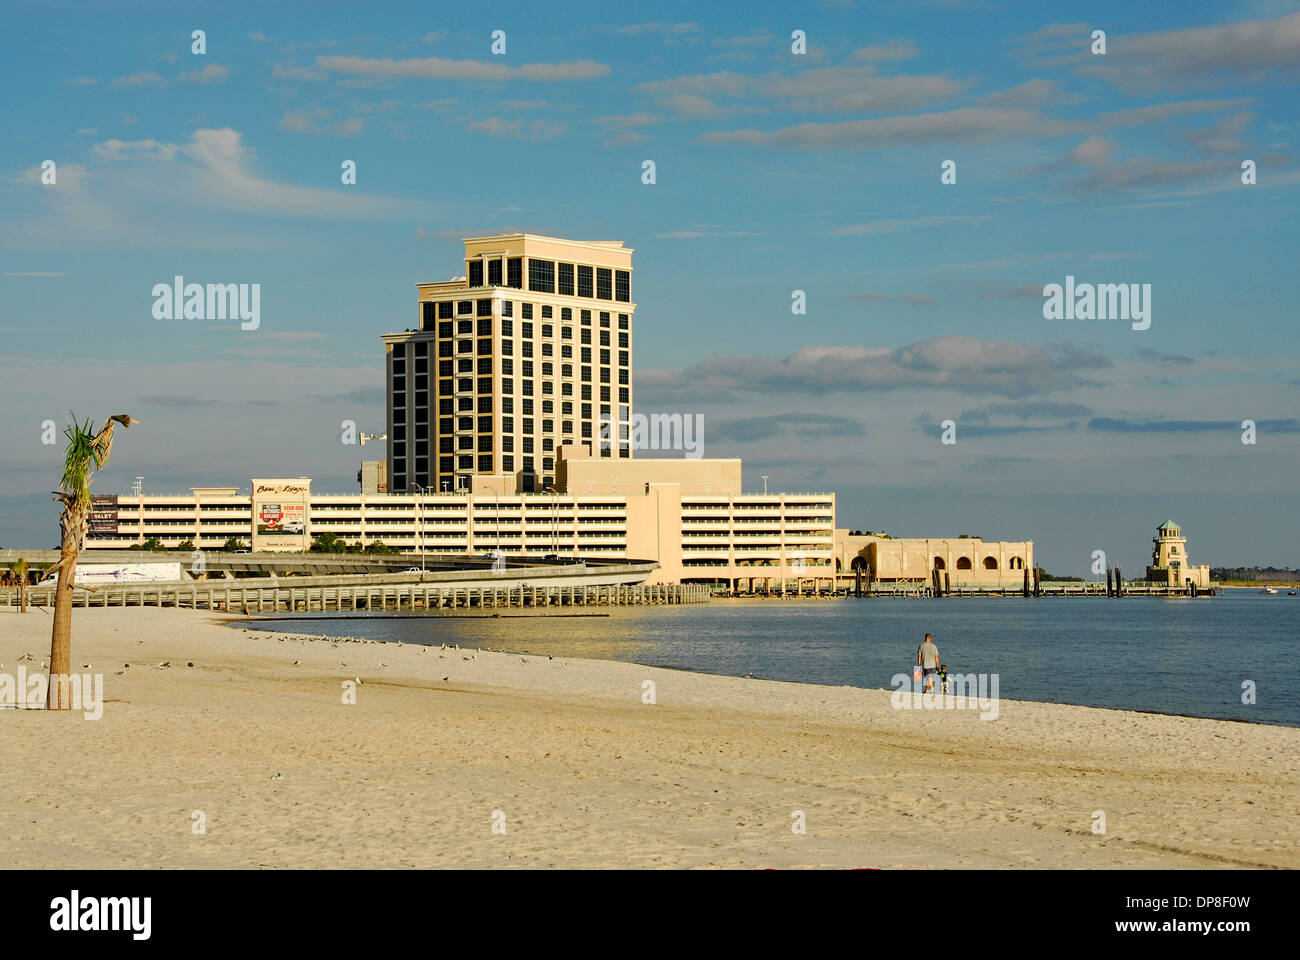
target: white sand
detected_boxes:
[1,606,1295,868]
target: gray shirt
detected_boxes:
[917,640,939,669]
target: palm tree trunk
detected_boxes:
[47,518,79,710]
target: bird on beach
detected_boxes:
[159,662,171,668]
[442,676,449,681]
[292,660,300,665]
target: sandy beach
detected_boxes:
[1,606,1296,869]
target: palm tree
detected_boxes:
[45,414,137,710]
[9,558,29,613]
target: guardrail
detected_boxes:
[2,580,709,612]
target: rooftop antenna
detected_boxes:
[761,474,769,495]
[131,476,144,496]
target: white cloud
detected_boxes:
[467,117,566,141]
[179,64,229,85]
[317,55,610,82]
[112,71,168,88]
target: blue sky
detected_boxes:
[2,0,1298,573]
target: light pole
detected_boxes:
[761,474,769,495]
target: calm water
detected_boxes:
[238,588,1299,727]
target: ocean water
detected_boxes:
[238,588,1299,727]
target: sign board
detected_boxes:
[251,479,310,552]
[88,495,119,539]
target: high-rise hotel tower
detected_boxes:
[383,235,635,495]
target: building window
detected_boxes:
[477,337,492,354]
[503,455,514,471]
[522,305,533,321]
[556,262,574,296]
[457,301,472,315]
[438,301,453,319]
[528,259,555,293]
[618,314,629,329]
[438,320,452,338]
[615,270,630,302]
[577,265,593,298]
[468,260,484,287]
[488,259,502,286]
[507,258,523,289]
[421,302,436,330]
[477,357,492,375]
[477,299,492,317]
[596,268,612,300]
[501,301,513,318]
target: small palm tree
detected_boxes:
[10,558,29,613]
[46,414,137,710]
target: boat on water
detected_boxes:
[1290,589,1297,596]
[1260,586,1278,594]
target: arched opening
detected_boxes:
[850,556,868,572]
[1009,556,1023,570]
[956,557,972,570]
[983,556,998,570]
[933,556,946,570]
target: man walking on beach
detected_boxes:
[917,633,940,694]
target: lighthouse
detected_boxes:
[1145,521,1211,589]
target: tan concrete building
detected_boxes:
[1145,520,1211,589]
[384,234,635,497]
[83,464,835,588]
[834,531,1035,587]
